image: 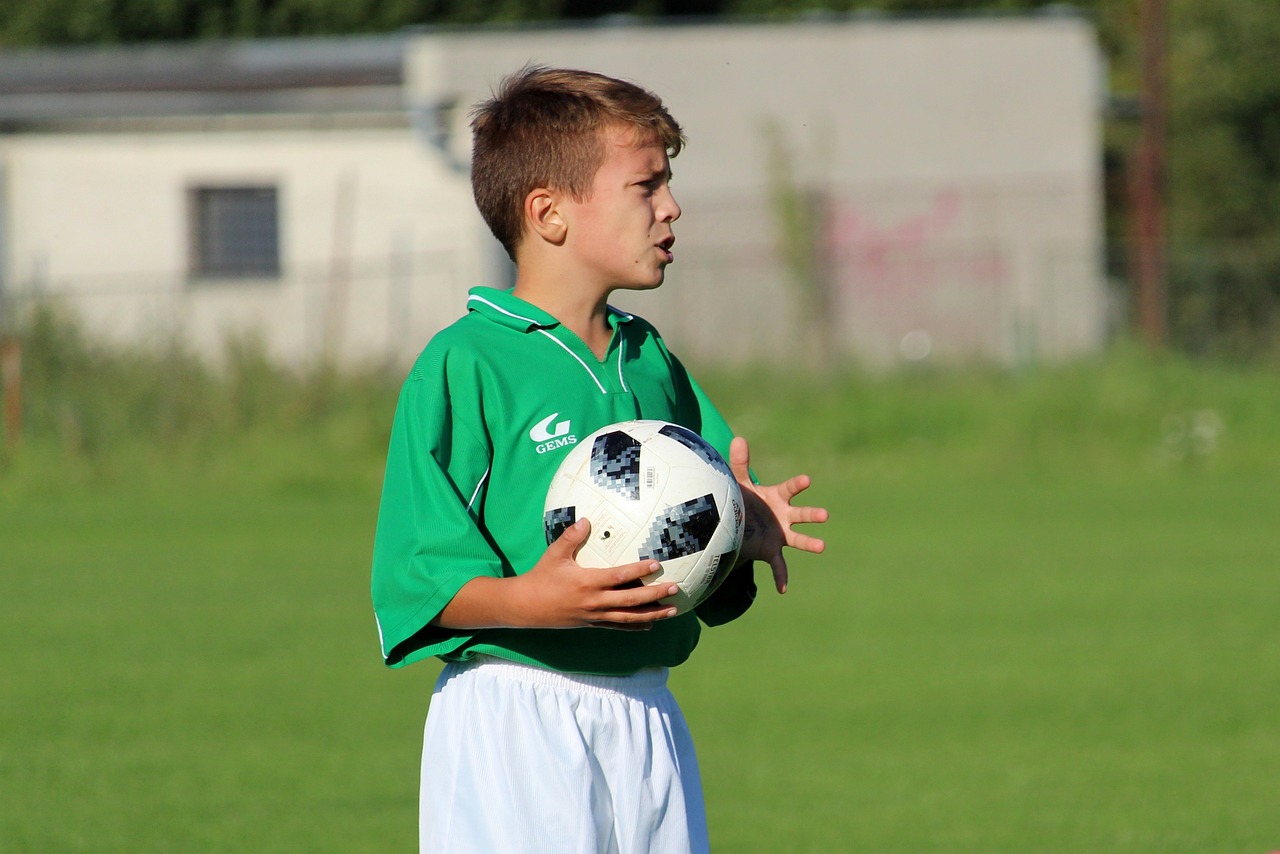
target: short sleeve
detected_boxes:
[371,350,500,668]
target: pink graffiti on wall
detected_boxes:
[827,190,1008,291]
[824,190,1010,353]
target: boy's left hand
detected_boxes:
[729,436,829,594]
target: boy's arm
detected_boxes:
[433,518,682,631]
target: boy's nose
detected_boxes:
[660,188,681,223]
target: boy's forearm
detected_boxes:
[431,575,527,630]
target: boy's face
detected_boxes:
[560,125,682,293]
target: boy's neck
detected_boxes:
[512,274,614,359]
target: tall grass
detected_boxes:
[1,304,398,494]
[698,341,1280,481]
[4,304,1279,492]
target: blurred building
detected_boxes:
[0,13,1105,369]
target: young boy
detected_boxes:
[371,66,828,853]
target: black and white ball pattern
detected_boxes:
[543,420,745,614]
[592,430,643,501]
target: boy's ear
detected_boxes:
[524,188,567,246]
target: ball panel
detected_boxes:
[637,493,720,563]
[543,505,576,543]
[591,430,642,501]
[657,423,734,478]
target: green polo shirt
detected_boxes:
[372,286,757,674]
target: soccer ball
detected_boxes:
[543,420,745,614]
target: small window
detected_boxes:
[189,186,280,280]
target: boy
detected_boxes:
[371,66,828,853]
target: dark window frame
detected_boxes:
[187,185,281,282]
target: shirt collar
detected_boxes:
[467,286,635,332]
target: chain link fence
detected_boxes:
[4,203,1275,374]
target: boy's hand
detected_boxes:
[729,436,829,594]
[516,519,680,630]
[434,519,680,632]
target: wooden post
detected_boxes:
[1,336,20,449]
[1133,0,1168,347]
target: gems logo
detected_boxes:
[530,412,577,454]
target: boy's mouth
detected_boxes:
[657,236,675,263]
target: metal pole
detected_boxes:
[0,159,18,450]
[1133,0,1168,347]
[389,228,411,367]
[0,159,9,335]
[322,171,357,367]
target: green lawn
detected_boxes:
[680,465,1280,853]
[3,357,1279,852]
[1,468,430,852]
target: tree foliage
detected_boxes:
[0,0,1098,45]
[1167,0,1280,243]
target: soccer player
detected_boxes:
[371,65,828,854]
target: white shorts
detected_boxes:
[419,655,709,854]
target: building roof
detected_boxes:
[0,35,408,130]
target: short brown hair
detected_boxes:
[470,66,685,260]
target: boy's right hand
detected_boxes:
[432,518,680,631]
[518,518,681,630]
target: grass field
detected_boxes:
[2,349,1279,852]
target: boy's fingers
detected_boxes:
[605,559,663,589]
[789,533,826,554]
[591,598,679,629]
[729,436,751,479]
[615,580,680,608]
[553,518,591,557]
[769,553,789,594]
[780,473,812,500]
[793,506,829,525]
[593,598,680,627]
[598,561,679,612]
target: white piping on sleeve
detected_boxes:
[466,466,491,511]
[537,330,607,394]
